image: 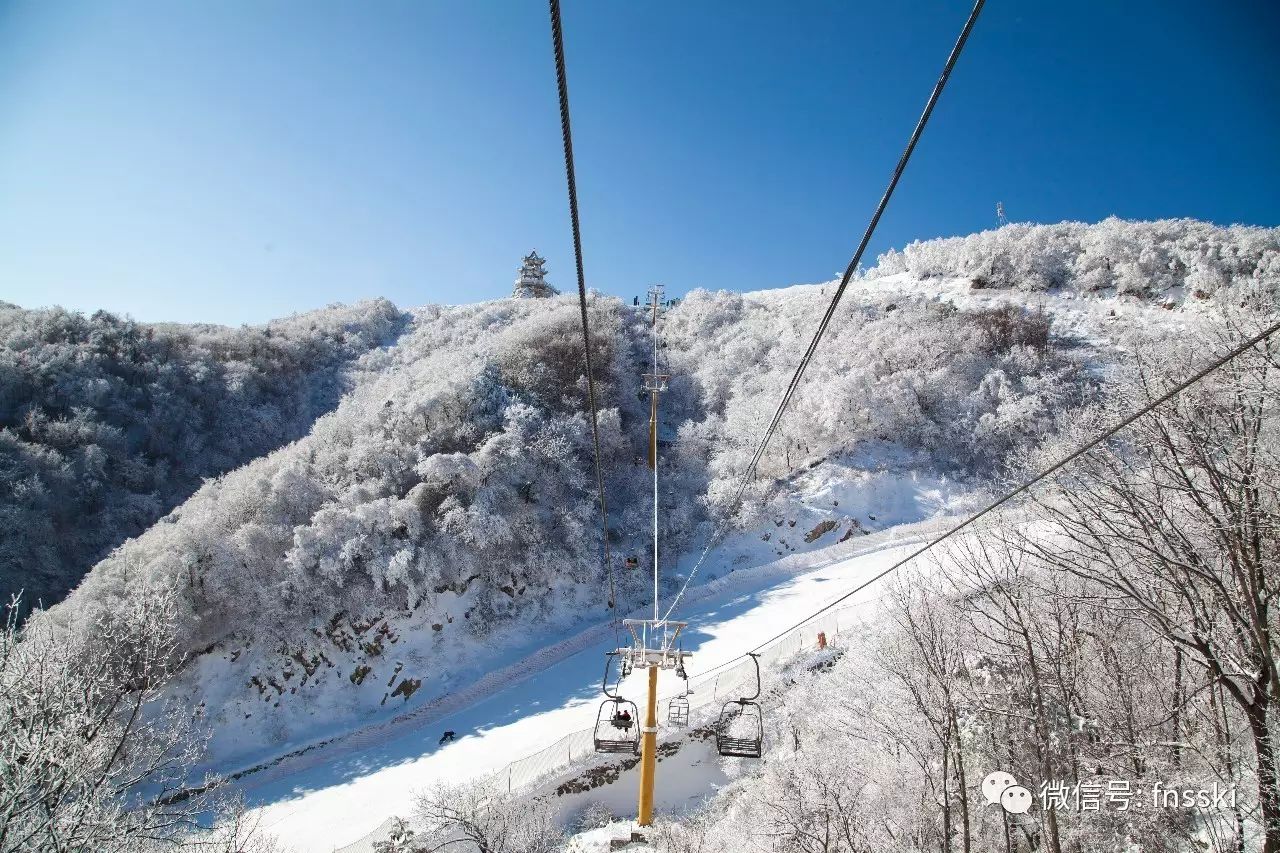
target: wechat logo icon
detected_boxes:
[983,771,1033,815]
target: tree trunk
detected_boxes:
[941,726,952,853]
[1023,632,1062,853]
[950,706,972,853]
[1172,646,1183,770]
[1247,698,1280,853]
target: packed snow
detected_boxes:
[244,517,949,852]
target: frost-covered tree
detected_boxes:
[0,298,406,612]
[414,781,563,853]
[869,217,1279,301]
[26,217,1278,800]
[1015,310,1280,852]
[51,297,656,660]
[0,589,215,853]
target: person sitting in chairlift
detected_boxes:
[613,709,633,729]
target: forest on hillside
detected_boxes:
[1,218,1277,852]
[0,299,406,610]
[6,218,1275,624]
[642,316,1280,853]
[870,217,1280,298]
[46,282,1095,661]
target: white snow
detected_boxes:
[174,450,970,781]
[241,518,947,852]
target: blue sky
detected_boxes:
[1,1,1277,326]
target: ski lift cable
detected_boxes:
[689,317,1280,680]
[549,0,620,640]
[662,0,986,623]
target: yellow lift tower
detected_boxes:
[617,284,690,828]
[617,618,688,826]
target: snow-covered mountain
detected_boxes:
[31,218,1278,749]
[7,218,1278,852]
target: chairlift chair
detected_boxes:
[667,694,690,727]
[594,653,640,755]
[716,653,764,758]
[667,662,691,727]
[595,698,640,754]
[624,556,640,570]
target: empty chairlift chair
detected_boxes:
[667,694,690,727]
[716,653,764,759]
[594,653,640,755]
[667,666,691,727]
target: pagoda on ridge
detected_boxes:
[512,251,559,299]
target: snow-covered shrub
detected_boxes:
[1,589,218,852]
[663,289,1085,518]
[0,298,407,612]
[865,217,1280,301]
[567,801,615,834]
[415,781,564,853]
[52,297,660,657]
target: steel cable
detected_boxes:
[699,318,1280,672]
[663,0,986,621]
[549,0,619,638]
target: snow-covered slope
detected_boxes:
[250,513,958,852]
[26,218,1278,852]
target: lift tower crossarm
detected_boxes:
[615,619,689,671]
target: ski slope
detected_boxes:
[240,526,942,852]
